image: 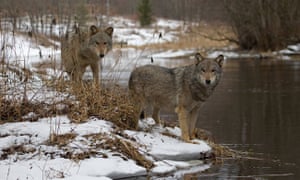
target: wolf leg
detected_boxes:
[72,67,84,82]
[189,108,199,139]
[71,71,80,82]
[188,102,203,139]
[175,106,190,142]
[136,100,145,120]
[90,63,100,84]
[152,106,160,124]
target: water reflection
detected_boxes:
[198,58,300,179]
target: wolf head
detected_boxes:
[87,25,114,58]
[194,52,224,88]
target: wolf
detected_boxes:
[128,53,224,142]
[61,25,113,83]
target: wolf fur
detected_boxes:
[128,53,224,142]
[61,25,113,83]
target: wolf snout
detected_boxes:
[205,79,211,85]
[99,54,105,58]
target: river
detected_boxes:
[197,58,300,179]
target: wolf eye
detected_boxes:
[201,68,206,73]
[103,42,107,45]
[211,69,216,73]
[95,41,100,45]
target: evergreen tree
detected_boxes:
[137,0,152,27]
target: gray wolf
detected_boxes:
[128,53,224,142]
[61,25,113,83]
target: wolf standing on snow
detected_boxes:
[128,53,224,142]
[61,25,113,83]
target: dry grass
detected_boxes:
[61,150,105,162]
[48,133,77,147]
[135,22,236,52]
[193,128,243,163]
[84,132,154,170]
[1,97,47,122]
[65,82,139,129]
[0,66,137,130]
[0,144,36,160]
[114,137,154,169]
[0,95,70,123]
[18,31,60,49]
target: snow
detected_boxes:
[1,15,299,180]
[0,116,211,180]
[77,158,146,179]
[110,16,181,46]
[125,127,211,161]
[114,27,178,46]
[279,43,300,55]
[0,31,60,67]
[151,49,195,59]
[54,176,111,180]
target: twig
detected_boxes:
[193,30,239,45]
[5,158,11,180]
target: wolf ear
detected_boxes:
[215,55,224,67]
[195,52,204,65]
[90,25,99,36]
[105,27,114,37]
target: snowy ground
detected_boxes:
[1,16,300,180]
[0,116,211,180]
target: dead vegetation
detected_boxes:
[84,132,154,170]
[192,128,249,163]
[65,83,139,129]
[45,131,154,170]
[0,95,69,122]
[225,0,300,51]
[1,58,137,128]
[30,60,136,127]
[0,144,36,160]
[0,98,38,122]
[134,22,236,51]
[18,31,60,49]
[48,133,77,147]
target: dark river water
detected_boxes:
[196,58,300,179]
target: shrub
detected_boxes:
[225,0,300,51]
[67,83,139,130]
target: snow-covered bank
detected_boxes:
[110,16,183,46]
[0,116,211,180]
